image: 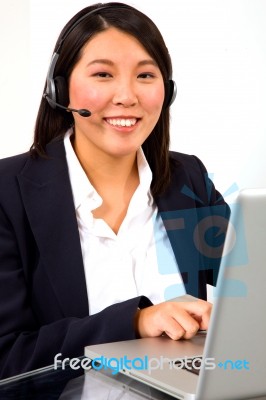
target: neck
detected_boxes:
[72,136,139,193]
[71,133,141,234]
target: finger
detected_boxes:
[148,303,186,340]
[198,311,211,330]
[160,303,200,339]
[163,318,186,340]
[182,300,212,330]
[171,309,200,339]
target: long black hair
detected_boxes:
[32,2,174,197]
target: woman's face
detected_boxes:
[68,27,165,159]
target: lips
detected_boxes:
[105,117,138,127]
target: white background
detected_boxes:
[1,0,266,200]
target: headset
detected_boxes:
[43,3,177,117]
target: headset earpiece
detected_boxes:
[164,79,177,108]
[54,76,69,107]
[44,72,69,110]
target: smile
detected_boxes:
[105,118,138,127]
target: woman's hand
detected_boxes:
[135,299,212,340]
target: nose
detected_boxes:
[112,80,138,107]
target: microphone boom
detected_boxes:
[43,94,91,117]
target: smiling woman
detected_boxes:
[0,2,229,379]
[35,2,175,198]
[69,27,165,162]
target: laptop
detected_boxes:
[85,188,266,400]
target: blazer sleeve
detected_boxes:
[0,204,152,379]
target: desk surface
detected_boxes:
[0,361,173,400]
[1,362,266,400]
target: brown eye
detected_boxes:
[94,72,112,78]
[138,73,155,79]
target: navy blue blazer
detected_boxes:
[0,138,229,378]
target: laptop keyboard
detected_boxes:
[174,357,202,375]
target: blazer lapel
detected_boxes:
[17,139,89,317]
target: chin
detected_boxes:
[105,141,141,157]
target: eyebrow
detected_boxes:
[86,59,158,68]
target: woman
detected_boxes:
[0,2,229,379]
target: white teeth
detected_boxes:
[106,118,137,127]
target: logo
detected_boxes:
[154,177,248,299]
[54,354,250,374]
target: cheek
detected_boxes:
[80,84,101,101]
[69,76,104,109]
[145,82,165,103]
[80,87,105,109]
[142,85,165,112]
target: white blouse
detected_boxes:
[64,130,185,315]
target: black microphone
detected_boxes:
[43,94,91,117]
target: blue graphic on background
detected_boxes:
[152,212,186,299]
[214,279,247,297]
[181,175,238,205]
[219,202,248,267]
[164,284,186,300]
[213,202,248,298]
[153,177,248,298]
